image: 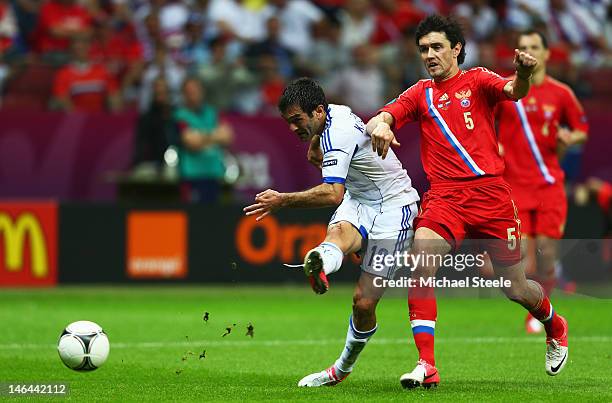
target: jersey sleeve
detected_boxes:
[476,67,514,104]
[321,127,358,185]
[560,86,589,134]
[378,81,422,129]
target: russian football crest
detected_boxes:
[543,104,556,120]
[455,89,471,108]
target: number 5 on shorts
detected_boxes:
[507,227,517,250]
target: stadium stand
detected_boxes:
[0,0,609,113]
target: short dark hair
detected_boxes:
[415,14,466,65]
[519,30,549,49]
[278,77,328,115]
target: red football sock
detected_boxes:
[529,291,564,338]
[408,284,437,366]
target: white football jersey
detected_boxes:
[321,104,419,211]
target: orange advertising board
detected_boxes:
[235,215,327,265]
[127,211,187,279]
[234,215,362,267]
[0,202,58,286]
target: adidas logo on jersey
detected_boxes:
[437,93,451,110]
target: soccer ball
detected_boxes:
[57,321,110,371]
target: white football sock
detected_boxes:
[334,316,377,374]
[316,242,344,275]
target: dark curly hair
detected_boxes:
[278,77,328,115]
[415,14,466,65]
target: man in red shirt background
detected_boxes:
[366,14,569,388]
[88,6,144,97]
[496,30,588,334]
[52,36,120,112]
[35,0,92,57]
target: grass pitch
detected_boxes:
[0,286,611,401]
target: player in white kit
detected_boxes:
[244,78,419,387]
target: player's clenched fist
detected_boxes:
[243,189,284,221]
[513,49,538,78]
[370,121,400,159]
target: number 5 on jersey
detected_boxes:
[464,112,474,130]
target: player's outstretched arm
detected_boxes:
[504,49,538,100]
[366,112,400,159]
[243,183,345,221]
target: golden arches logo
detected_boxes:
[0,213,48,278]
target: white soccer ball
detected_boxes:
[57,321,110,371]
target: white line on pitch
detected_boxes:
[0,336,609,350]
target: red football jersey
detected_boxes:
[53,63,118,112]
[496,76,588,188]
[89,26,143,79]
[380,68,513,184]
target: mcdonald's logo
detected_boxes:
[0,213,48,277]
[0,202,57,286]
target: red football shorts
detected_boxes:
[414,177,521,266]
[510,182,567,239]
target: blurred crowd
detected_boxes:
[0,0,611,114]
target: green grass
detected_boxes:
[0,286,611,401]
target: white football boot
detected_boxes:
[297,366,349,387]
[545,315,569,376]
[400,359,440,389]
